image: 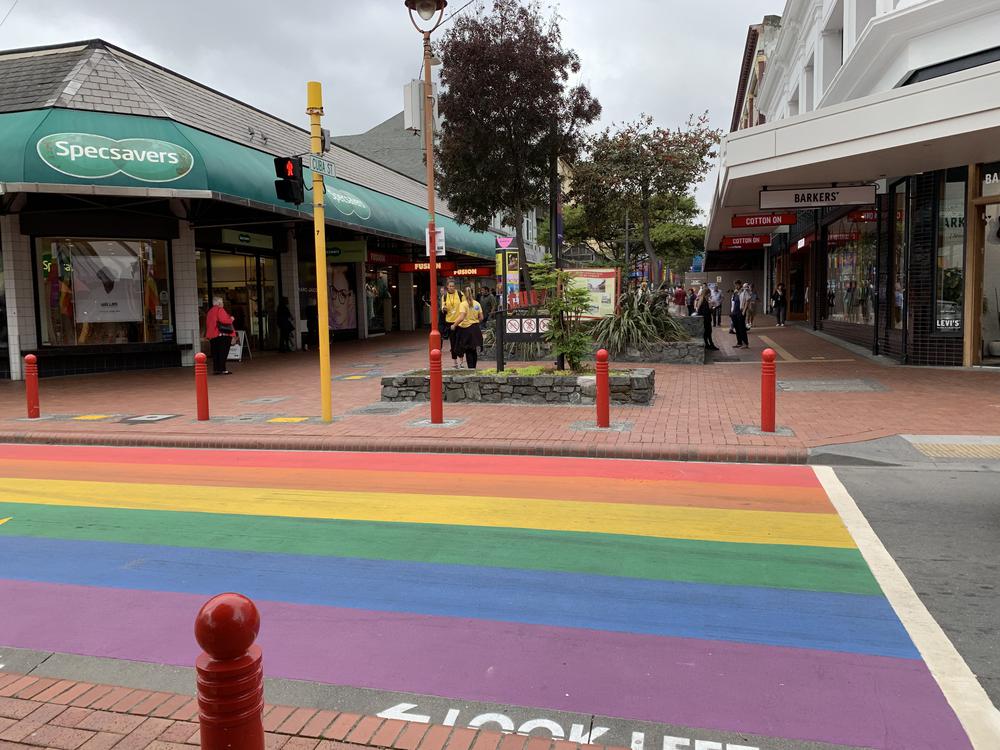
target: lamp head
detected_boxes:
[405,0,447,23]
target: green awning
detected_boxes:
[0,108,498,259]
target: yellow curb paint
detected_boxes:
[0,517,10,526]
[267,417,310,424]
[73,415,113,421]
[757,335,798,362]
[0,478,856,548]
[343,375,367,380]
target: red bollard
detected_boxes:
[596,349,610,429]
[195,353,210,422]
[761,348,777,433]
[24,354,40,419]
[430,348,443,425]
[195,593,264,750]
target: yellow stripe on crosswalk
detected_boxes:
[0,477,855,548]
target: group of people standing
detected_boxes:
[668,280,789,352]
[441,280,486,369]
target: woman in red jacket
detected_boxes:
[205,295,237,375]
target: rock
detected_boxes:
[463,382,482,400]
[534,377,555,387]
[579,377,597,398]
[406,377,427,387]
[499,385,514,394]
[545,392,560,402]
[382,387,399,399]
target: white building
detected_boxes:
[706,0,1000,366]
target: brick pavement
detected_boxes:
[0,320,997,462]
[0,671,622,750]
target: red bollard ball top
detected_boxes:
[24,354,36,365]
[195,352,207,364]
[762,348,776,363]
[596,349,608,363]
[195,593,260,661]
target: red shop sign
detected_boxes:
[399,261,457,272]
[368,251,409,265]
[721,234,771,249]
[848,210,878,223]
[452,267,493,277]
[732,213,797,228]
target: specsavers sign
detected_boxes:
[37,133,194,182]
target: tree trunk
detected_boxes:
[513,207,533,293]
[641,186,654,266]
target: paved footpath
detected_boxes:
[0,323,998,463]
[0,445,995,749]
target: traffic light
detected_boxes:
[274,156,304,205]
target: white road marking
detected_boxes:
[814,466,1000,749]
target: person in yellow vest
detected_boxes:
[452,285,484,370]
[441,280,463,368]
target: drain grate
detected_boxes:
[350,402,419,415]
[777,379,887,392]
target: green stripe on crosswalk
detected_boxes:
[0,502,881,595]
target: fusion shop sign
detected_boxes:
[759,186,875,210]
[36,133,194,182]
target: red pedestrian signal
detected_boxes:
[273,156,304,205]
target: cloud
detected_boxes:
[1,0,779,213]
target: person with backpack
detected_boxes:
[451,286,484,370]
[771,283,788,327]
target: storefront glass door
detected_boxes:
[0,247,8,378]
[788,251,810,320]
[982,203,1000,365]
[207,251,280,352]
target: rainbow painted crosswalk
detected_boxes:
[0,445,971,749]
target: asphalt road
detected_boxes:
[834,464,1000,708]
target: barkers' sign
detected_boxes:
[36,133,194,182]
[759,185,875,210]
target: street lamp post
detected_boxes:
[406,0,447,355]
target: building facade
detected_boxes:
[707,0,1000,366]
[0,40,501,380]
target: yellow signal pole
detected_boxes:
[307,81,332,423]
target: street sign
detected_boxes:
[721,234,771,249]
[303,153,336,179]
[759,185,875,210]
[732,213,797,228]
[425,227,446,257]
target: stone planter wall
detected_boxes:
[606,341,706,365]
[381,369,655,405]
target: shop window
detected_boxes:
[36,238,173,346]
[934,168,967,333]
[822,210,877,326]
[891,182,907,330]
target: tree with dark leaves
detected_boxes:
[436,0,600,290]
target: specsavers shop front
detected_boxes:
[0,40,498,379]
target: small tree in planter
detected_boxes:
[530,256,593,372]
[590,289,689,357]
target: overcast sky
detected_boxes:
[0,0,780,214]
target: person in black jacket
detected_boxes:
[771,283,788,327]
[695,286,718,350]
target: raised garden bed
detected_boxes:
[381,367,655,405]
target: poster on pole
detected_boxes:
[71,251,142,324]
[425,227,446,257]
[566,268,619,319]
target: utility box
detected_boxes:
[403,79,439,133]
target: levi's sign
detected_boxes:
[732,213,796,228]
[37,133,194,182]
[721,234,770,249]
[759,185,875,210]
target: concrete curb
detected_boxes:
[0,430,809,464]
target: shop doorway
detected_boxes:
[198,250,280,352]
[981,202,1000,365]
[788,250,811,321]
[0,246,8,379]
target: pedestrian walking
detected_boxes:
[276,297,295,352]
[710,284,723,327]
[205,295,237,374]
[696,286,718,350]
[731,282,749,349]
[746,283,759,329]
[451,286,484,370]
[479,286,496,329]
[771,283,788,326]
[686,288,696,316]
[441,280,463,368]
[671,285,687,316]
